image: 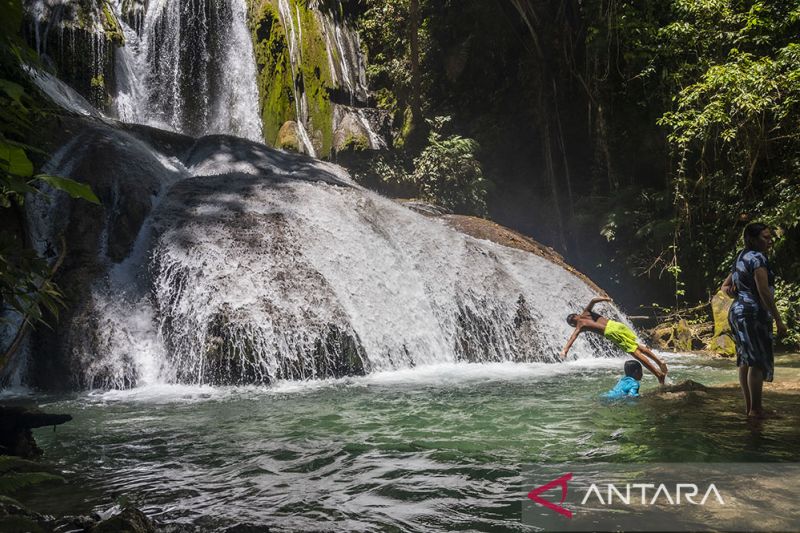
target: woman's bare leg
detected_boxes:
[747,366,764,417]
[632,348,665,384]
[637,344,668,376]
[739,365,751,415]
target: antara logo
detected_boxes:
[581,483,725,506]
[528,473,726,518]
[527,473,573,518]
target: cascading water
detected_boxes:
[315,3,386,149]
[31,128,622,388]
[111,0,263,141]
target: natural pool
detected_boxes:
[13,353,800,531]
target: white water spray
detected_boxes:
[111,0,263,141]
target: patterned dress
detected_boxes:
[728,250,775,381]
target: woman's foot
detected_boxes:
[748,409,781,420]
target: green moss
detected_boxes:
[101,1,125,45]
[342,132,369,151]
[292,0,334,155]
[247,0,335,156]
[248,0,296,146]
[90,74,105,88]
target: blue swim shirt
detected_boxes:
[605,376,640,399]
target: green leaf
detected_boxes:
[0,142,33,177]
[36,174,100,204]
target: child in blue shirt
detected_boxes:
[605,360,643,399]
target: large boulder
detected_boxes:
[709,290,736,356]
[277,121,300,152]
[333,111,371,153]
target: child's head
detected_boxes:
[566,313,578,327]
[624,360,643,380]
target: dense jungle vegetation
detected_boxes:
[344,0,799,344]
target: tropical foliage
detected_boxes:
[352,0,799,344]
[1,0,99,341]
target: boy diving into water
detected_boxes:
[561,297,668,384]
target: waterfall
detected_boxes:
[30,129,620,388]
[110,0,263,141]
[24,65,103,118]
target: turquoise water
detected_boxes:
[14,354,800,531]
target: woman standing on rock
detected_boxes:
[721,222,787,418]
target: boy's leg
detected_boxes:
[739,365,752,415]
[631,348,665,384]
[637,344,668,375]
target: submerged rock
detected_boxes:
[90,507,156,533]
[643,380,709,401]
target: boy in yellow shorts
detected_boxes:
[561,297,668,384]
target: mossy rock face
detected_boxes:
[22,0,120,109]
[101,1,125,46]
[248,0,296,147]
[277,120,300,151]
[247,0,334,155]
[293,4,334,155]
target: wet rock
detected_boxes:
[658,379,709,393]
[222,523,271,533]
[90,507,156,533]
[54,514,98,532]
[0,406,72,458]
[643,380,709,401]
[0,496,51,532]
[333,112,370,153]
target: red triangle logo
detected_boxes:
[527,472,573,518]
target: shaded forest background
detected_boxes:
[340,0,799,343]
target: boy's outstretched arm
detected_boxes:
[583,296,612,314]
[561,327,582,358]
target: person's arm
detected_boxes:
[721,273,736,298]
[583,297,612,314]
[628,380,640,397]
[561,326,582,358]
[754,267,787,337]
